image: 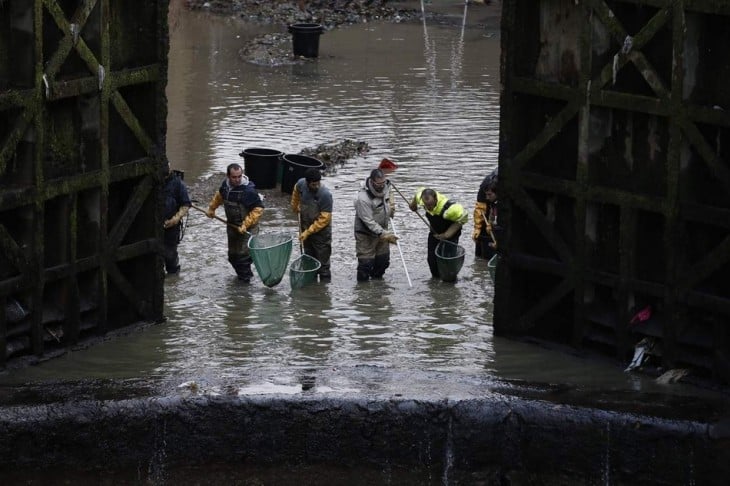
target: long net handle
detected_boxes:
[482,213,497,246]
[297,213,305,255]
[389,217,412,288]
[191,204,249,233]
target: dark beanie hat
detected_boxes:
[305,168,322,182]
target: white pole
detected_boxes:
[390,218,412,288]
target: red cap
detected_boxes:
[378,158,398,172]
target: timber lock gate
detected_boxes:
[495,0,730,385]
[0,0,168,366]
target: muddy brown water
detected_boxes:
[0,4,714,400]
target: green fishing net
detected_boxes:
[435,240,465,283]
[289,254,321,289]
[248,233,293,287]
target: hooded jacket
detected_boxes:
[354,178,393,236]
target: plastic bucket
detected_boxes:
[288,23,324,58]
[240,148,283,189]
[281,154,324,194]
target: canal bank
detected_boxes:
[1,368,727,484]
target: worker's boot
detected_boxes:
[356,258,374,281]
[371,254,390,279]
[229,254,253,282]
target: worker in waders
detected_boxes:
[162,162,191,274]
[206,163,264,282]
[409,187,468,279]
[472,168,499,259]
[354,168,398,281]
[291,168,333,281]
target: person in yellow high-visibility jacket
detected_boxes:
[291,168,333,280]
[409,187,468,279]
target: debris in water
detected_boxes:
[624,337,655,372]
[655,368,690,385]
[299,138,370,172]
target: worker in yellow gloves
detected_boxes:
[206,163,264,282]
[291,168,333,280]
[354,168,398,281]
[472,168,499,260]
[162,162,191,274]
[409,187,468,279]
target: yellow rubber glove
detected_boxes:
[290,185,301,214]
[472,201,486,240]
[164,206,189,229]
[299,230,310,242]
[207,192,223,218]
[305,212,331,235]
[242,206,264,231]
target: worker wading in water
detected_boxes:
[354,168,398,281]
[472,168,499,260]
[409,187,468,279]
[162,162,191,274]
[291,168,333,280]
[206,163,264,282]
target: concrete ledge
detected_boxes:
[1,386,727,484]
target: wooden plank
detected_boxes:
[0,296,6,366]
[509,185,575,263]
[106,175,154,252]
[0,225,32,277]
[517,278,576,332]
[110,90,154,154]
[105,262,151,321]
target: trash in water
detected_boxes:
[624,337,655,372]
[655,368,690,385]
[629,305,652,325]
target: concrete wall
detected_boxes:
[0,390,727,484]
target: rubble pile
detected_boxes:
[186,1,421,28]
[299,139,370,173]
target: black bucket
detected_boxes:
[240,148,283,189]
[281,154,324,194]
[288,23,324,58]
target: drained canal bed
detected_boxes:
[1,3,728,484]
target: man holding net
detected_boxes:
[409,188,468,279]
[206,163,264,282]
[291,168,333,281]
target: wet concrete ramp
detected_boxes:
[1,374,727,484]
